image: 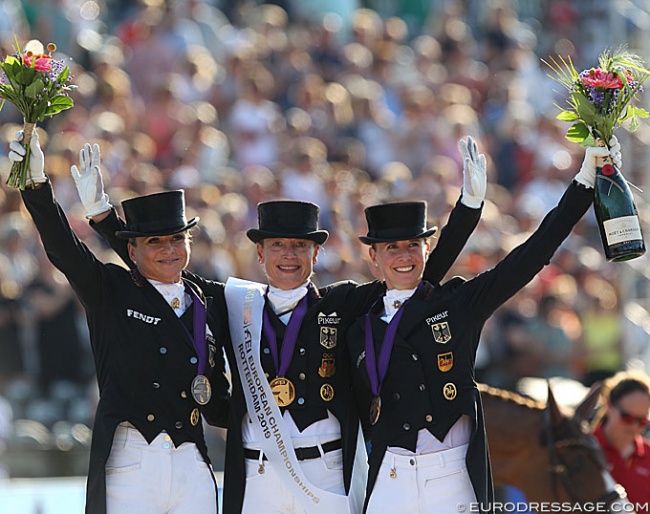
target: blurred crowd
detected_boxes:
[0,0,649,476]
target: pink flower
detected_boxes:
[581,68,623,89]
[23,53,52,72]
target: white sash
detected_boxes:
[225,277,351,513]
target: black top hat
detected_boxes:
[115,190,199,239]
[246,200,329,244]
[359,201,437,245]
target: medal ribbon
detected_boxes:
[364,283,422,396]
[182,283,207,375]
[262,286,310,377]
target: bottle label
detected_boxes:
[603,216,643,245]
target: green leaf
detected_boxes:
[24,78,44,99]
[57,66,69,83]
[566,122,590,142]
[45,95,73,116]
[557,111,579,122]
[16,66,36,87]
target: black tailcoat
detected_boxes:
[93,197,481,514]
[21,182,230,514]
[346,182,593,513]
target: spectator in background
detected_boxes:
[24,254,90,396]
[593,370,650,511]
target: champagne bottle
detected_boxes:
[593,158,645,262]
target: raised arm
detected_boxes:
[423,136,486,284]
[68,143,135,268]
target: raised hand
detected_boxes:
[70,143,112,218]
[459,136,487,209]
[575,135,623,188]
[8,130,46,186]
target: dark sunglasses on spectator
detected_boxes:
[616,406,650,427]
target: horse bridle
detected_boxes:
[542,409,625,508]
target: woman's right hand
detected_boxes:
[70,143,112,219]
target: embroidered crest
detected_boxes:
[443,382,457,400]
[320,326,338,349]
[431,322,452,344]
[437,352,453,372]
[318,353,336,378]
[320,383,335,401]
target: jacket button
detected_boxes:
[299,373,306,380]
[419,384,426,391]
[175,421,183,429]
[425,414,433,422]
[402,423,411,431]
[393,393,401,401]
[147,414,155,422]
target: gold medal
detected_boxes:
[190,408,200,426]
[370,395,381,425]
[191,374,212,405]
[269,377,295,407]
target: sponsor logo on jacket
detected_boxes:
[127,309,162,325]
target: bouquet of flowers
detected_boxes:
[545,48,650,148]
[0,39,76,190]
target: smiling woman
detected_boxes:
[11,138,229,514]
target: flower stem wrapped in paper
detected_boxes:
[0,39,76,190]
[545,48,650,262]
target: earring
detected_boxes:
[258,258,263,264]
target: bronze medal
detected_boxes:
[190,408,200,426]
[269,377,295,407]
[370,395,381,425]
[191,374,212,405]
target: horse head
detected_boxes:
[543,382,630,510]
[482,380,633,512]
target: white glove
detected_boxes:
[459,135,487,209]
[574,136,623,188]
[8,130,46,185]
[70,143,112,218]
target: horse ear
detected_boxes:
[546,381,564,425]
[573,381,603,422]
